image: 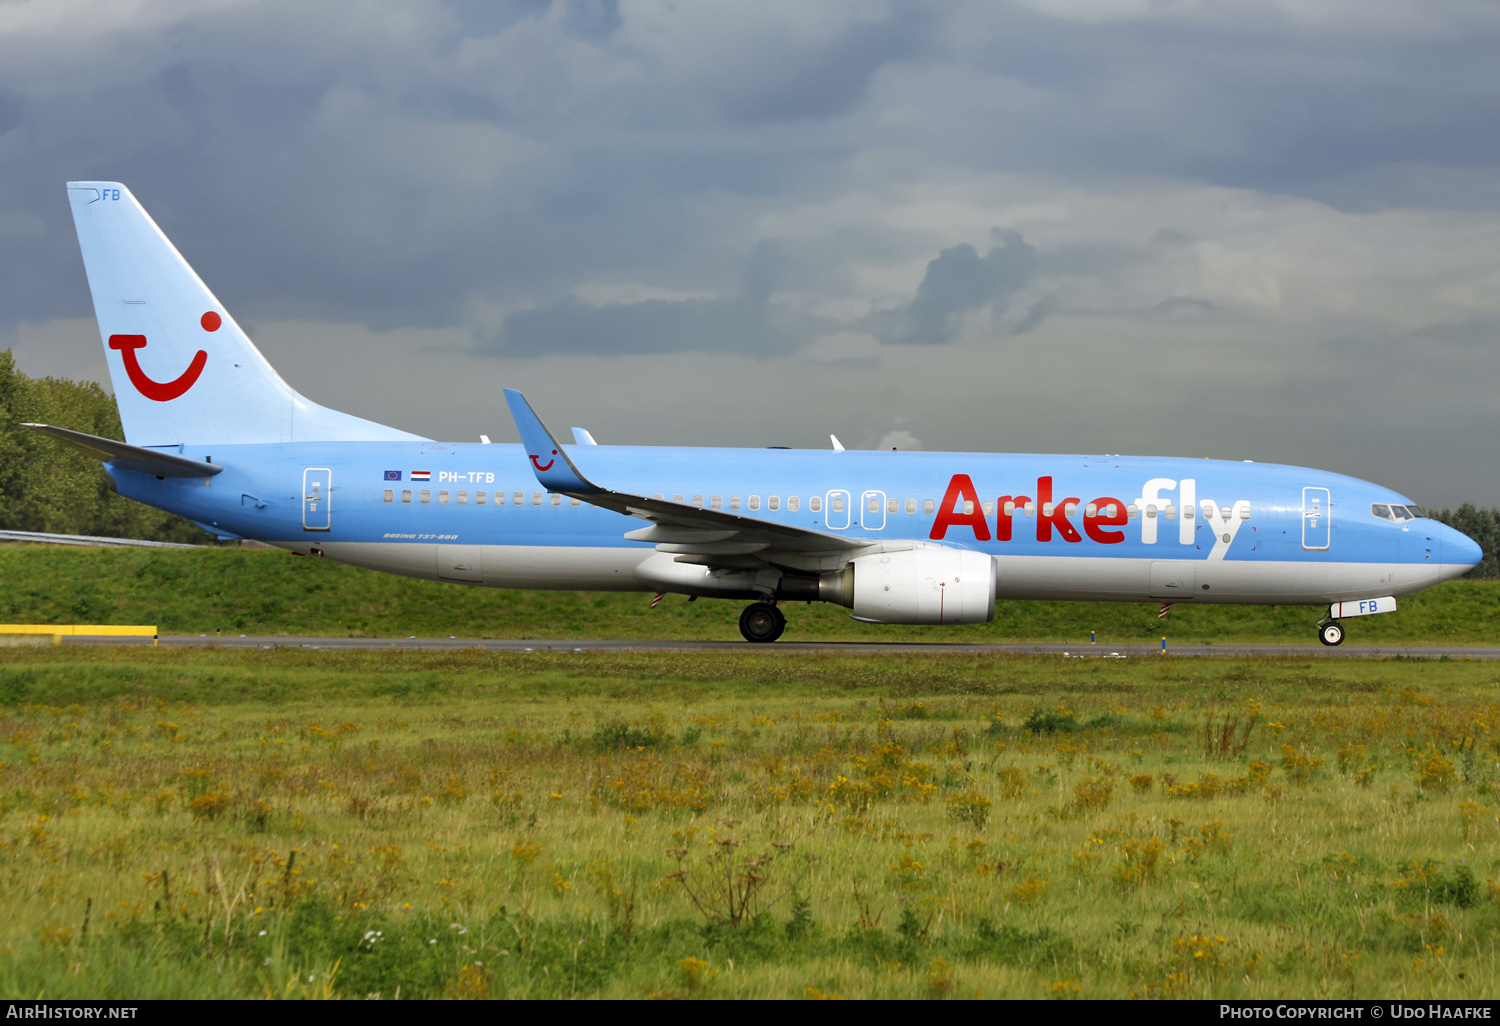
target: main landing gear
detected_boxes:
[1317,619,1345,647]
[739,602,786,643]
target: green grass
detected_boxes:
[1,543,1497,644]
[2,646,1499,999]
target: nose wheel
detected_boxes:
[739,602,786,643]
[1318,620,1345,647]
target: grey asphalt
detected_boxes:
[57,635,1500,658]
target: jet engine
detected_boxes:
[823,544,996,625]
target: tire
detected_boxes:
[739,603,786,643]
[1319,621,1344,647]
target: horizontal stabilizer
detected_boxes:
[23,424,223,478]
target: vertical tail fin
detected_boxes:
[66,182,425,446]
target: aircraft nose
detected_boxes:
[1442,522,1483,569]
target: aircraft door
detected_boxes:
[860,490,886,530]
[1302,487,1331,551]
[302,468,331,531]
[826,490,851,529]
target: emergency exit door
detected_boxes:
[302,468,331,531]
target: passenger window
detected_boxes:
[402,489,412,503]
[887,498,898,514]
[1085,503,1097,517]
[692,495,704,508]
[513,491,523,505]
[1238,506,1250,520]
[456,491,467,504]
[673,494,685,503]
[711,495,722,509]
[1220,506,1231,520]
[1126,503,1139,519]
[1146,504,1157,518]
[982,500,994,515]
[964,500,975,515]
[1165,504,1177,519]
[550,494,562,506]
[1064,502,1076,517]
[832,496,845,513]
[790,497,801,512]
[475,491,486,505]
[868,497,879,513]
[1004,501,1015,516]
[570,497,581,506]
[905,498,916,514]
[1023,502,1035,516]
[420,490,431,504]
[532,492,542,506]
[438,490,449,504]
[382,489,393,503]
[653,494,663,500]
[768,496,780,511]
[730,496,741,510]
[923,499,934,514]
[749,495,760,511]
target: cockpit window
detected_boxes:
[1404,505,1426,520]
[1371,504,1392,521]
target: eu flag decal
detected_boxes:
[383,470,401,481]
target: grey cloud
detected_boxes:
[487,240,807,357]
[716,11,929,125]
[874,229,1041,345]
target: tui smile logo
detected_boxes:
[530,450,557,472]
[107,311,219,402]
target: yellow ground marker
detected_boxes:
[0,624,158,646]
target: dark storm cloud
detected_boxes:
[873,229,1041,345]
[715,11,929,124]
[490,240,808,356]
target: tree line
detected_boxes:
[1,349,1497,574]
[0,350,208,543]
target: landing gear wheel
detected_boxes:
[739,602,786,643]
[1318,620,1345,647]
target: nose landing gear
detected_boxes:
[739,602,786,643]
[1317,619,1345,647]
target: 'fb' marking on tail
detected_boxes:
[530,450,557,472]
[107,334,207,402]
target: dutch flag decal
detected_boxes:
[411,470,431,481]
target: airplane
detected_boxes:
[28,182,1482,645]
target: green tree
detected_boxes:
[0,349,209,543]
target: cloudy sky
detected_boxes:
[3,0,1499,505]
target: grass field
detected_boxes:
[1,543,1497,644]
[2,646,1498,999]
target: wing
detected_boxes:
[502,389,862,571]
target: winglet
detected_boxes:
[502,389,601,494]
[831,434,846,453]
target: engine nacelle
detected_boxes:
[842,545,996,625]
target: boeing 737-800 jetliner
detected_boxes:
[29,182,1482,644]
